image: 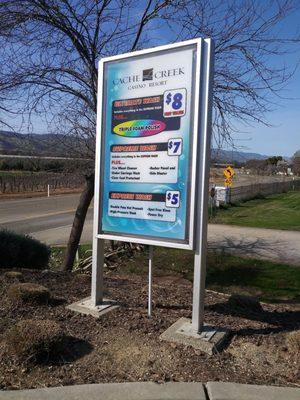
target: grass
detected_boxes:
[0,170,63,177]
[124,247,300,303]
[0,171,33,177]
[210,191,300,231]
[50,243,300,303]
[51,244,91,260]
[50,244,91,269]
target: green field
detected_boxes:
[52,245,300,303]
[0,170,34,177]
[210,191,300,231]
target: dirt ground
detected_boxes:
[0,269,299,390]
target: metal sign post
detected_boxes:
[191,38,213,333]
[148,246,153,318]
[91,65,106,307]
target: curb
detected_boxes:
[0,381,299,400]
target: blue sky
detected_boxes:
[4,1,300,158]
[224,7,300,158]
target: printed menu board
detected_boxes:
[98,44,198,246]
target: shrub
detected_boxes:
[228,294,263,313]
[286,330,300,354]
[0,229,50,269]
[4,319,65,363]
[7,283,50,305]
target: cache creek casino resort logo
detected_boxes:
[112,67,186,138]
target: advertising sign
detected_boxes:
[94,39,213,252]
[90,38,214,328]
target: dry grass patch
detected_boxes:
[286,330,300,354]
[7,282,50,305]
[3,271,23,282]
[4,319,65,364]
[98,330,173,379]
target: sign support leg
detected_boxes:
[191,38,214,333]
[148,245,153,318]
[192,244,207,332]
[91,237,104,306]
[67,237,118,317]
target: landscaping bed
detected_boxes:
[0,267,299,390]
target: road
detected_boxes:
[0,194,94,244]
[1,193,300,265]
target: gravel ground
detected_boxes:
[0,269,299,390]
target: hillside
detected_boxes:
[0,131,85,158]
[1,130,271,162]
[211,148,269,163]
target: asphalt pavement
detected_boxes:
[1,193,300,265]
[0,193,93,243]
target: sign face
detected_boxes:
[225,178,233,187]
[95,39,212,249]
[215,186,228,202]
[223,166,235,179]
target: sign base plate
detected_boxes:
[160,317,229,354]
[67,297,118,319]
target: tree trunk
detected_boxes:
[62,173,94,271]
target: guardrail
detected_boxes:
[229,179,300,203]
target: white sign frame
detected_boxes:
[93,38,213,251]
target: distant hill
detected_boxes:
[211,148,269,163]
[0,130,275,162]
[0,131,86,158]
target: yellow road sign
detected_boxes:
[225,177,233,187]
[224,165,235,179]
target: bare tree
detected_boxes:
[163,0,300,148]
[0,0,299,270]
[0,0,171,270]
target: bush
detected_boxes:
[228,294,263,313]
[0,229,50,269]
[7,283,50,305]
[4,319,65,363]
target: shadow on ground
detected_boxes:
[208,235,293,265]
[38,336,93,366]
[207,301,300,337]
